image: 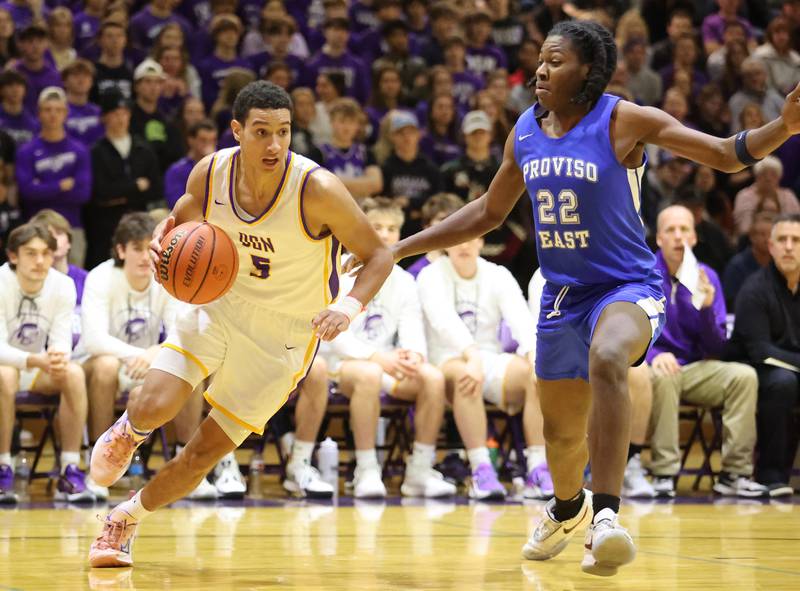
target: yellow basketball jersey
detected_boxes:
[201,147,341,320]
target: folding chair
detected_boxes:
[15,390,61,482]
[678,403,723,490]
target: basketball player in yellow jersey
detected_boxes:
[87,81,393,568]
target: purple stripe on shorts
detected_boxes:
[328,236,340,300]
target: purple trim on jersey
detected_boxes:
[228,150,292,224]
[201,153,216,221]
[328,236,340,300]
[299,165,331,240]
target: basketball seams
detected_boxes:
[169,222,203,299]
[188,224,217,304]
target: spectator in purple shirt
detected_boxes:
[30,208,87,299]
[373,20,427,95]
[246,15,305,86]
[164,119,217,209]
[90,20,134,102]
[464,9,507,79]
[0,0,45,31]
[647,205,765,499]
[0,70,39,147]
[17,87,91,263]
[198,14,253,109]
[349,0,380,34]
[349,0,405,63]
[702,0,757,56]
[419,91,462,167]
[443,35,484,109]
[419,2,460,67]
[128,0,193,53]
[658,33,709,99]
[304,17,370,105]
[73,0,107,53]
[13,25,62,114]
[365,63,405,142]
[63,59,103,149]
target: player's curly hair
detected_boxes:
[548,20,617,107]
[232,80,293,124]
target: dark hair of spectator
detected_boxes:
[766,16,792,44]
[330,97,362,120]
[369,64,405,110]
[421,193,464,226]
[668,7,694,24]
[188,119,217,138]
[232,80,293,125]
[774,213,800,226]
[266,15,297,36]
[111,212,156,267]
[323,17,350,31]
[0,69,27,89]
[427,92,460,140]
[30,209,72,243]
[382,19,410,38]
[429,2,458,21]
[98,19,126,37]
[319,71,347,98]
[545,21,617,107]
[17,24,48,42]
[6,223,56,270]
[62,58,96,80]
[265,61,292,81]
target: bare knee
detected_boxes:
[88,355,121,384]
[349,362,383,393]
[418,364,445,399]
[301,358,329,400]
[0,366,18,397]
[589,340,628,388]
[179,444,223,479]
[543,424,586,454]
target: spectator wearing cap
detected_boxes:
[350,0,405,64]
[16,87,91,264]
[0,0,46,31]
[246,16,304,87]
[73,0,107,53]
[130,58,184,172]
[419,2,460,67]
[753,16,800,94]
[729,57,786,132]
[164,119,217,209]
[623,37,662,106]
[464,9,507,78]
[733,156,800,238]
[727,214,800,497]
[380,111,442,235]
[489,0,525,73]
[0,70,39,147]
[304,17,370,105]
[91,20,134,102]
[62,59,103,149]
[723,211,775,308]
[14,25,62,114]
[373,20,427,94]
[85,88,160,268]
[128,0,193,53]
[198,14,253,110]
[702,0,757,56]
[443,36,485,109]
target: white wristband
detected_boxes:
[327,295,364,322]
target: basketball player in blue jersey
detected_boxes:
[383,21,800,576]
[86,82,393,568]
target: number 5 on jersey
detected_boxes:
[250,255,270,279]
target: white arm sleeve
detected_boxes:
[82,272,145,359]
[418,267,475,354]
[495,267,536,355]
[396,277,427,358]
[327,319,380,360]
[48,280,77,357]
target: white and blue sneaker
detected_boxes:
[581,508,636,576]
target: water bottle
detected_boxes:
[487,437,500,470]
[375,417,389,466]
[14,452,30,500]
[248,454,264,499]
[317,437,339,493]
[128,453,145,490]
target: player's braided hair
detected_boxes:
[549,20,617,107]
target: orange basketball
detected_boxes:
[156,221,238,304]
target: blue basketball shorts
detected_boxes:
[535,280,666,381]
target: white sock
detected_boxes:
[525,445,547,469]
[111,490,152,524]
[0,453,12,469]
[355,449,379,470]
[290,440,315,466]
[467,447,491,471]
[122,411,151,443]
[411,441,435,467]
[60,452,81,472]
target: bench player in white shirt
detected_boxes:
[81,212,223,501]
[417,236,548,500]
[309,198,455,498]
[87,81,393,567]
[0,223,92,503]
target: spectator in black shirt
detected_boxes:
[419,2,460,66]
[723,212,774,308]
[728,214,800,497]
[84,88,160,269]
[380,110,441,235]
[91,20,134,102]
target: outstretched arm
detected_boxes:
[621,83,800,173]
[393,129,526,262]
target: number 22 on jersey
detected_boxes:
[536,189,590,250]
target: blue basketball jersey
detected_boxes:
[513,94,659,288]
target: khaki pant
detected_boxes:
[649,360,758,477]
[68,227,86,268]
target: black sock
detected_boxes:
[552,490,585,522]
[627,443,643,460]
[592,493,620,516]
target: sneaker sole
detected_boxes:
[400,483,456,498]
[283,480,334,499]
[89,552,133,568]
[712,484,768,498]
[469,489,506,501]
[55,490,96,503]
[582,532,636,577]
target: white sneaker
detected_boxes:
[284,461,335,499]
[712,473,768,498]
[187,477,218,500]
[213,452,246,499]
[85,475,109,501]
[401,459,456,498]
[622,454,656,498]
[581,508,636,576]
[522,489,593,560]
[652,476,676,498]
[353,465,386,498]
